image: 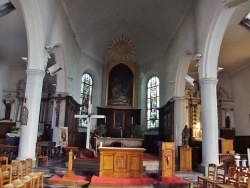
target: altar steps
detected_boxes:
[89,183,155,188]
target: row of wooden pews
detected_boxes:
[0,157,44,188]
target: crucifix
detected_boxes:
[75,104,106,149]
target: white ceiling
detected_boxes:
[1,1,250,74]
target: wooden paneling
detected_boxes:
[64,96,81,147]
[220,139,234,154]
[97,107,141,138]
[180,147,192,171]
[234,136,250,154]
[158,100,174,142]
[220,129,235,139]
[0,122,15,139]
[161,142,175,176]
[98,147,145,178]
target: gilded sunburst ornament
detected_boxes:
[108,35,135,60]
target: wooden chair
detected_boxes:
[30,175,40,188]
[25,158,33,174]
[36,142,49,167]
[0,156,8,167]
[216,167,238,188]
[197,163,217,187]
[237,171,250,188]
[237,166,249,173]
[1,165,25,188]
[10,162,19,181]
[1,164,12,185]
[207,164,226,188]
[26,158,44,188]
[12,161,33,188]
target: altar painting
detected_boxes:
[107,63,134,107]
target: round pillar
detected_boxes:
[200,78,219,166]
[17,69,45,160]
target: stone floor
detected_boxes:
[32,154,202,188]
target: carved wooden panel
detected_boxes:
[99,147,145,178]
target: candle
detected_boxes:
[131,117,133,125]
[100,142,102,147]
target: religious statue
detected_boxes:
[182,125,190,147]
[21,106,28,125]
[225,116,231,128]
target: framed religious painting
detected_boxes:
[113,111,125,129]
[106,62,135,107]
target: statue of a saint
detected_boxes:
[225,116,230,128]
[182,125,190,147]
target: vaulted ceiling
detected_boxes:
[1,1,250,75]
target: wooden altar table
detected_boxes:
[98,147,146,178]
[94,137,143,154]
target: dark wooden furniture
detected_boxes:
[0,144,18,162]
[220,129,235,139]
[64,96,81,147]
[53,95,81,147]
[158,100,174,142]
[0,122,15,139]
[98,147,145,178]
[97,107,141,138]
[234,136,250,154]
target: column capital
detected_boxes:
[199,78,218,86]
[173,96,185,102]
[26,69,45,78]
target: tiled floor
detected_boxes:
[33,154,202,188]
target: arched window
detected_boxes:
[79,73,93,127]
[147,76,160,129]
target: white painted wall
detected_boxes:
[231,65,250,135]
[8,65,27,91]
[0,60,10,119]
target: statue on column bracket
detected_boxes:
[21,106,28,125]
[3,99,11,120]
[18,79,26,90]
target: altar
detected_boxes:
[99,147,146,178]
[94,137,144,154]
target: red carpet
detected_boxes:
[91,173,156,185]
[47,174,91,186]
[157,176,191,188]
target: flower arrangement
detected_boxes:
[94,124,107,137]
[131,124,144,138]
[11,127,20,134]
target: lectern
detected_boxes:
[63,147,79,179]
[48,146,89,186]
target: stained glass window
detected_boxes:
[79,73,93,127]
[147,76,159,129]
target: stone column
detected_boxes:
[174,96,186,156]
[200,78,219,166]
[16,69,45,160]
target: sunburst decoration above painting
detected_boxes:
[107,35,135,60]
